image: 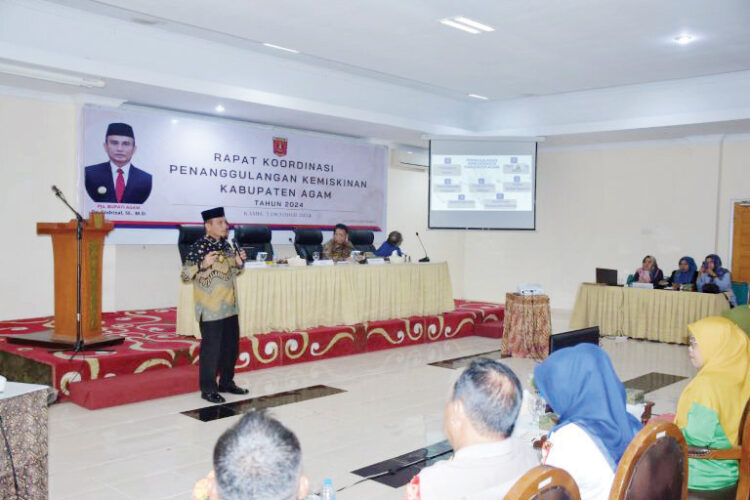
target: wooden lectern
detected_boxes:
[7,213,124,349]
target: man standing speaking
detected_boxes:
[181,207,248,403]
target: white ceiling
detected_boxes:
[3,0,750,149]
[51,0,750,100]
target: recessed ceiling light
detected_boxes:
[673,33,696,45]
[407,151,413,154]
[440,19,480,34]
[453,17,494,32]
[262,43,299,54]
[171,119,179,124]
[215,105,225,113]
[468,93,488,100]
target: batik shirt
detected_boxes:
[321,239,354,262]
[181,235,243,322]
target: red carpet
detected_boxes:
[0,300,503,409]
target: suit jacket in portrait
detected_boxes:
[84,162,153,204]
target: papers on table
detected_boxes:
[244,261,267,269]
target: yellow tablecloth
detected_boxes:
[569,283,731,344]
[177,262,454,337]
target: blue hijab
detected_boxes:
[705,254,728,278]
[534,343,642,469]
[673,256,697,285]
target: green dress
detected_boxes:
[683,403,738,491]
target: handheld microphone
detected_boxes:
[415,232,430,263]
[231,238,245,262]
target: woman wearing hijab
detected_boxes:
[374,231,403,257]
[669,256,698,290]
[697,254,736,306]
[675,316,750,497]
[633,255,664,284]
[534,343,642,500]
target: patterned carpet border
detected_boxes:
[0,300,504,398]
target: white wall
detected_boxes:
[0,94,77,320]
[460,139,725,309]
[716,136,750,263]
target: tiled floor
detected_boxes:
[48,312,695,499]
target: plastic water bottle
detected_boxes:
[321,478,336,500]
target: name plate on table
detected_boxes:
[629,283,654,289]
[367,258,386,265]
[311,260,334,266]
[244,261,268,269]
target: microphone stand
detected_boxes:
[52,186,84,352]
[415,231,430,263]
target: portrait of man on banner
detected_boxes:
[84,122,153,204]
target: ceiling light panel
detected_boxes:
[439,19,480,34]
[262,43,299,54]
[440,16,494,35]
[453,17,494,32]
[673,33,696,45]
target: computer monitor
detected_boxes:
[595,268,618,286]
[549,326,600,354]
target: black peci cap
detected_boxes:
[201,207,225,222]
[106,123,134,139]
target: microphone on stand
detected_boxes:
[415,232,430,262]
[51,185,62,197]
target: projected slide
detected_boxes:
[429,138,537,230]
[430,154,533,211]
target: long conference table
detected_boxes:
[177,262,455,337]
[569,283,731,344]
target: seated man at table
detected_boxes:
[322,223,355,262]
[404,359,537,500]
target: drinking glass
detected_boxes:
[312,251,320,261]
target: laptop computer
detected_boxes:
[595,268,618,286]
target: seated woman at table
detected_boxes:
[374,231,403,257]
[633,254,663,284]
[675,316,750,498]
[534,343,642,500]
[668,256,698,290]
[697,254,736,306]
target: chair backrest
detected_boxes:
[609,422,687,500]
[177,225,206,264]
[737,398,750,500]
[348,229,376,253]
[293,228,323,261]
[732,281,749,306]
[234,225,273,260]
[505,465,581,500]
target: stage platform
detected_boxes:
[0,300,504,409]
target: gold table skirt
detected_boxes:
[569,283,730,344]
[177,262,455,337]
